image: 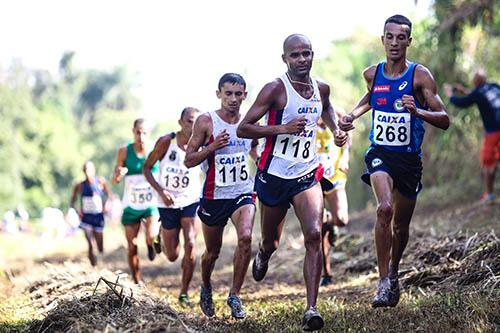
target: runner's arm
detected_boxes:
[339,66,376,131]
[69,183,80,210]
[185,114,227,168]
[237,81,304,138]
[143,135,171,195]
[249,138,260,161]
[405,65,449,130]
[112,147,128,184]
[319,82,348,147]
[449,90,478,108]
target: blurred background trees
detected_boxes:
[0,0,497,216]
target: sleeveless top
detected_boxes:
[258,73,322,179]
[81,178,104,215]
[202,111,254,200]
[158,136,202,208]
[316,127,342,179]
[122,143,158,210]
[368,62,426,153]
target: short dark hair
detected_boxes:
[385,14,412,37]
[180,107,199,120]
[133,118,145,128]
[218,73,246,90]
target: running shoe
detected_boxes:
[147,245,156,261]
[200,285,215,317]
[371,277,400,308]
[320,275,333,287]
[153,232,162,254]
[178,293,193,308]
[302,307,324,331]
[252,249,270,282]
[480,192,495,204]
[227,294,246,319]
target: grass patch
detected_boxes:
[192,290,499,332]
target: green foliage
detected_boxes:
[0,53,141,217]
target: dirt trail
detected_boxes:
[2,197,498,332]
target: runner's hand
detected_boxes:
[334,129,348,147]
[443,83,453,98]
[210,130,230,151]
[160,190,175,206]
[402,94,417,115]
[339,154,349,173]
[339,114,355,131]
[283,116,307,134]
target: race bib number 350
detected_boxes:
[273,134,314,162]
[123,174,157,209]
[215,152,248,187]
[373,110,411,146]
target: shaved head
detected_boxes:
[473,69,487,87]
[283,34,312,54]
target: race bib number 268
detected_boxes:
[373,110,411,146]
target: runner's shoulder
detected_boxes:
[363,65,377,82]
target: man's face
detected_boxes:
[382,23,412,61]
[283,42,314,77]
[179,109,199,137]
[133,123,150,145]
[83,162,96,178]
[216,83,247,113]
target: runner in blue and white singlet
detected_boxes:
[70,161,113,266]
[338,15,449,309]
[368,61,425,154]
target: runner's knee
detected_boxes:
[304,228,322,249]
[377,202,393,226]
[238,233,252,251]
[204,248,220,262]
[128,244,138,256]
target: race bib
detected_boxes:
[215,152,249,187]
[82,195,103,214]
[163,167,190,193]
[124,175,157,210]
[319,153,335,179]
[273,133,314,162]
[373,110,411,146]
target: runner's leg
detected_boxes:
[291,183,323,309]
[370,171,394,278]
[124,223,142,283]
[390,189,416,276]
[230,204,255,295]
[179,216,198,295]
[200,224,224,289]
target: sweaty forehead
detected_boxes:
[384,22,410,36]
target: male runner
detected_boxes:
[237,34,347,331]
[112,118,160,284]
[70,161,113,266]
[143,107,202,306]
[185,73,258,319]
[339,15,450,308]
[317,109,350,287]
[444,70,500,203]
